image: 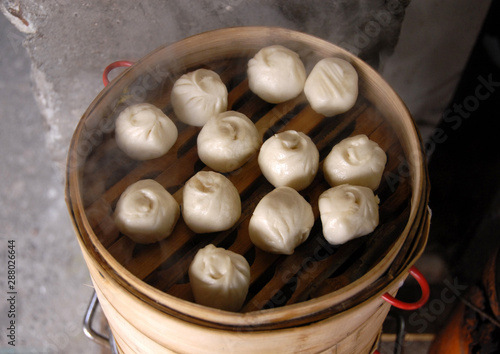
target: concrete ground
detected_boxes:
[0,1,496,353]
[0,15,100,354]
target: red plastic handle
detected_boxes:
[381,266,430,311]
[102,60,134,86]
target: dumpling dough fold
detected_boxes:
[189,244,250,312]
[115,103,178,160]
[319,184,379,245]
[258,130,319,191]
[304,57,358,116]
[197,111,261,172]
[323,134,387,190]
[182,171,241,233]
[114,179,180,244]
[247,45,306,103]
[249,186,314,255]
[171,69,228,127]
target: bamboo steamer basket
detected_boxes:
[65,27,430,353]
[83,205,430,353]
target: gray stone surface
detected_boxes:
[0,14,100,354]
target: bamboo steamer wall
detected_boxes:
[65,27,430,353]
[79,209,430,353]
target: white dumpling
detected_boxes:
[115,103,178,160]
[189,244,250,312]
[171,69,228,127]
[304,57,358,116]
[114,179,180,244]
[258,130,319,191]
[182,171,241,233]
[323,134,387,190]
[318,184,379,245]
[197,111,261,172]
[249,187,314,255]
[247,45,306,103]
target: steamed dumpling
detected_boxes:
[258,130,319,191]
[115,103,178,160]
[197,111,261,172]
[249,187,314,255]
[114,179,180,244]
[171,69,228,127]
[182,171,241,233]
[247,45,306,103]
[323,134,387,190]
[189,244,250,312]
[318,184,379,245]
[304,57,358,116]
